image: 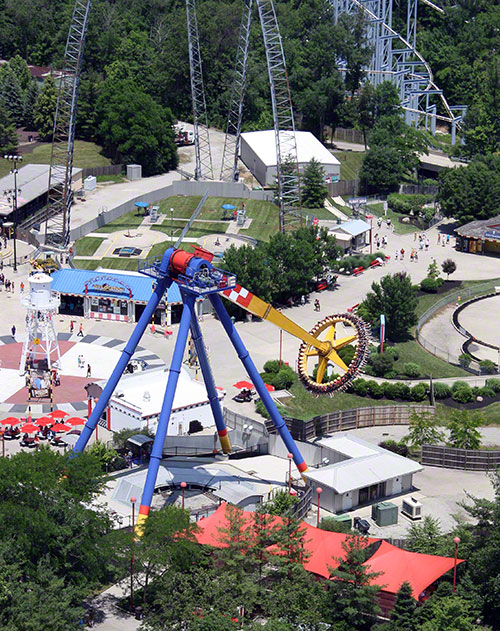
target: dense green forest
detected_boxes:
[0,0,498,152]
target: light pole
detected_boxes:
[170,207,174,246]
[316,487,323,527]
[130,496,136,612]
[287,453,293,493]
[180,481,187,510]
[453,536,460,592]
[3,154,23,272]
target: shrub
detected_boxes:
[396,382,411,400]
[368,381,384,398]
[452,384,474,403]
[338,344,356,365]
[260,372,276,387]
[370,352,395,377]
[383,347,399,361]
[273,366,296,390]
[458,353,472,368]
[383,382,400,399]
[351,378,368,396]
[433,382,451,399]
[319,517,353,534]
[379,440,409,457]
[477,387,495,399]
[420,277,439,293]
[486,378,500,393]
[452,381,466,392]
[436,277,444,287]
[480,360,497,375]
[411,384,427,401]
[383,370,398,380]
[255,399,270,419]
[403,362,421,378]
[263,360,281,374]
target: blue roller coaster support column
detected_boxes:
[137,292,195,532]
[190,310,231,453]
[209,294,307,476]
[72,276,171,454]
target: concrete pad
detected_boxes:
[58,342,120,378]
[458,294,500,348]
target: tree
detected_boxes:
[266,489,299,516]
[0,107,17,154]
[323,535,383,629]
[23,79,39,129]
[0,64,25,127]
[448,410,482,450]
[33,74,57,140]
[418,595,481,631]
[332,10,372,95]
[404,411,445,450]
[427,259,440,279]
[357,273,418,341]
[359,144,405,193]
[406,516,447,555]
[301,158,328,208]
[442,259,457,280]
[96,79,178,176]
[389,581,417,631]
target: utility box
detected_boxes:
[402,497,422,520]
[332,514,352,529]
[127,164,142,181]
[150,206,159,223]
[83,175,97,191]
[372,501,398,527]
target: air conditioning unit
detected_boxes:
[401,496,422,520]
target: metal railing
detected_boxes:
[416,279,500,373]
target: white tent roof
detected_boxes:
[108,367,224,418]
[241,130,341,168]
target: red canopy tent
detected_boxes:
[364,540,465,599]
[195,503,465,600]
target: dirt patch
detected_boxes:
[417,280,462,298]
[437,393,500,410]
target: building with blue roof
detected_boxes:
[331,218,371,251]
[50,268,185,325]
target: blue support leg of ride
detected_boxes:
[72,278,171,455]
[209,294,307,475]
[189,311,231,453]
[137,293,195,530]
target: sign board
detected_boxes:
[33,338,41,345]
[484,229,500,241]
[380,314,385,353]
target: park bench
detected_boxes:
[347,304,359,313]
[352,267,364,276]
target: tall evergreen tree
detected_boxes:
[33,75,57,140]
[0,65,25,127]
[389,581,417,630]
[23,79,39,129]
[301,157,328,208]
[0,107,18,154]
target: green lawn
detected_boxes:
[96,174,126,184]
[74,257,141,272]
[332,151,365,180]
[0,140,112,178]
[391,339,468,379]
[74,236,106,256]
[415,278,500,319]
[95,210,144,233]
[151,220,227,241]
[368,202,416,235]
[148,242,192,259]
[158,196,280,243]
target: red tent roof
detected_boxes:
[364,540,465,599]
[194,504,464,596]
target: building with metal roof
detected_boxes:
[0,164,82,223]
[331,218,371,251]
[304,434,422,513]
[455,215,500,256]
[240,130,340,186]
[50,268,183,324]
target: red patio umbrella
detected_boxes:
[233,380,254,390]
[35,417,54,427]
[0,417,19,426]
[51,423,71,432]
[66,417,85,426]
[264,383,275,392]
[48,410,69,419]
[20,422,39,433]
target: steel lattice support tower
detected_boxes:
[45,0,92,247]
[220,0,253,182]
[186,0,214,181]
[257,0,301,233]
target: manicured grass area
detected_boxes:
[74,236,106,256]
[415,278,500,319]
[151,220,227,240]
[95,210,144,233]
[332,151,365,180]
[0,141,112,178]
[435,402,500,425]
[73,259,101,270]
[96,174,126,184]
[74,257,141,272]
[368,202,416,235]
[158,196,279,243]
[148,241,192,259]
[391,339,468,378]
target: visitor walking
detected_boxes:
[11,325,16,337]
[77,323,83,337]
[86,364,91,378]
[20,282,24,293]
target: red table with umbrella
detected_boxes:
[66,417,85,426]
[20,422,39,433]
[35,417,54,427]
[0,417,18,426]
[48,410,69,419]
[233,380,274,392]
[51,423,71,433]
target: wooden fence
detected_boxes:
[333,127,364,144]
[81,164,123,179]
[327,179,359,197]
[265,405,435,442]
[422,444,500,471]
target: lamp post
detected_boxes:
[316,487,323,527]
[3,154,23,272]
[180,481,187,510]
[170,207,174,246]
[287,453,293,493]
[130,496,136,612]
[453,536,460,592]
